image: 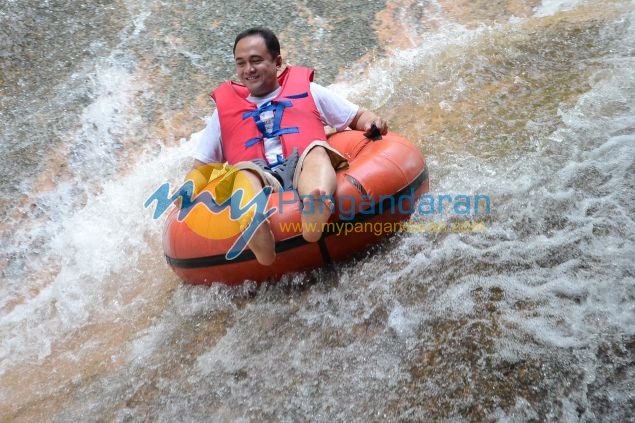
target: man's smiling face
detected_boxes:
[234,35,281,97]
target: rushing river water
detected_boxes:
[1,0,634,421]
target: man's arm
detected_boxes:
[309,83,389,134]
[349,108,389,135]
[191,159,207,172]
[191,111,224,173]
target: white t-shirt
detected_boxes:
[194,82,359,165]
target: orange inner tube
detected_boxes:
[162,130,429,285]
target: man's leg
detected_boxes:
[297,146,337,242]
[242,170,276,265]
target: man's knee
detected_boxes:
[242,169,265,189]
[304,145,331,165]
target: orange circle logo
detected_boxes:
[181,164,257,240]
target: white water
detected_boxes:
[1,0,634,421]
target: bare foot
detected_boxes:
[247,219,276,265]
[300,188,333,242]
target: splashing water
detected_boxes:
[1,0,634,421]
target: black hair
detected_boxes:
[233,27,281,59]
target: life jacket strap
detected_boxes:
[242,92,309,148]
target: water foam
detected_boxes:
[2,1,634,419]
[534,0,590,17]
[0,3,196,374]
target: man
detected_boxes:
[192,27,387,265]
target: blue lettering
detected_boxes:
[398,188,416,214]
[226,186,276,260]
[277,189,298,215]
[453,195,471,215]
[474,194,491,214]
[358,195,375,215]
[438,195,452,214]
[417,194,434,214]
[338,194,356,221]
[145,180,276,260]
[378,195,395,215]
[144,180,195,219]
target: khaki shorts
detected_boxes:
[234,140,348,192]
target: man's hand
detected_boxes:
[350,108,388,135]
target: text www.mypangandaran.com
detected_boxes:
[279,221,485,236]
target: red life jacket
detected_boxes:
[211,66,327,164]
